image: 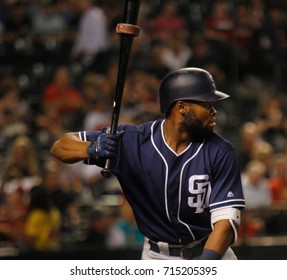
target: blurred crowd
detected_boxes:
[1,0,287,256]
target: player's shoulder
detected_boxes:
[118,120,160,134]
[79,120,160,142]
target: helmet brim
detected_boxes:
[187,90,230,102]
[174,90,230,104]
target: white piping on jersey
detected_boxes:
[79,131,89,163]
[79,131,87,141]
[161,120,192,156]
[209,199,246,211]
[177,141,204,241]
[151,121,171,222]
[151,120,205,241]
[209,203,246,212]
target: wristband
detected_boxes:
[197,249,222,260]
[87,142,98,160]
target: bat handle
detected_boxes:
[101,158,112,178]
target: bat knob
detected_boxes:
[101,168,112,178]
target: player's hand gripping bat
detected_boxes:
[101,0,141,178]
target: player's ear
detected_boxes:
[177,101,186,115]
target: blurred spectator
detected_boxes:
[238,210,266,239]
[107,197,144,249]
[248,0,266,30]
[2,2,32,43]
[98,58,118,100]
[1,135,42,194]
[233,3,255,49]
[0,1,7,24]
[0,85,29,151]
[149,0,188,43]
[0,190,28,248]
[143,42,170,80]
[31,2,67,40]
[239,159,272,238]
[0,71,18,90]
[34,105,68,160]
[232,3,256,79]
[185,34,228,88]
[241,159,272,209]
[127,29,152,74]
[32,103,69,165]
[268,153,287,205]
[256,95,287,154]
[186,35,218,69]
[203,0,234,44]
[80,72,105,112]
[42,157,87,243]
[251,140,274,177]
[261,4,287,89]
[0,20,3,42]
[238,121,262,171]
[136,0,153,33]
[23,185,61,252]
[0,194,13,243]
[121,71,160,123]
[80,72,111,131]
[42,65,84,130]
[203,0,234,75]
[70,0,110,69]
[161,35,192,71]
[84,207,115,247]
[41,159,75,217]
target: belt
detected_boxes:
[148,236,207,259]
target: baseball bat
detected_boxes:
[101,0,141,178]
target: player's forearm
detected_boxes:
[50,133,90,163]
[204,219,234,256]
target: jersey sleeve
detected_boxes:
[209,148,245,212]
[79,130,101,142]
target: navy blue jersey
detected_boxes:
[79,120,245,244]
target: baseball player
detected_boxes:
[51,67,245,260]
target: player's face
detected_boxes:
[181,101,217,141]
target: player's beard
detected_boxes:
[181,110,212,142]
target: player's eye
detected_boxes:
[184,100,215,110]
[199,102,214,110]
[205,103,214,109]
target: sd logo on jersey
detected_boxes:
[188,175,211,213]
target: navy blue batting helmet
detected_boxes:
[159,67,229,114]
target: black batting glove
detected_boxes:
[87,131,124,160]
